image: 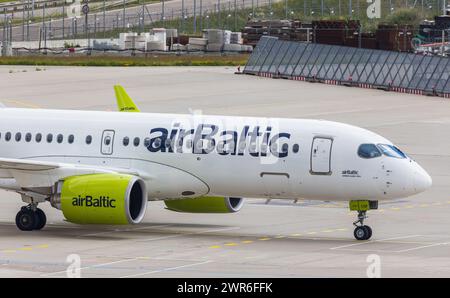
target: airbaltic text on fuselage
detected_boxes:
[72,196,116,208]
[147,124,292,158]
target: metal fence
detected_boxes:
[1,0,449,42]
[244,36,450,97]
[1,0,276,42]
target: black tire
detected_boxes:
[34,208,47,230]
[364,225,372,240]
[354,226,369,241]
[15,209,38,231]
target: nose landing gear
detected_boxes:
[353,211,372,240]
[350,200,378,241]
[15,205,47,231]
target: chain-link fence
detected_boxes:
[1,0,449,42]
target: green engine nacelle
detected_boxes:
[164,196,244,213]
[50,173,147,225]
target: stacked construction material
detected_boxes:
[187,37,208,51]
[201,29,250,52]
[164,29,179,50]
[435,15,450,30]
[313,20,360,46]
[344,32,377,49]
[119,33,136,49]
[242,20,303,47]
[203,29,230,52]
[122,33,148,50]
[419,15,450,42]
[147,28,167,51]
[230,32,242,44]
[376,24,413,52]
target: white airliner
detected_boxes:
[0,86,431,240]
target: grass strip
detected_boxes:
[0,54,249,66]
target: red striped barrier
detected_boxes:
[253,72,440,98]
[358,83,372,89]
[292,76,305,81]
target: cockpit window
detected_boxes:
[358,144,382,159]
[377,144,407,159]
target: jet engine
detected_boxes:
[164,196,244,213]
[50,173,147,224]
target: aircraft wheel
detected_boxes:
[34,208,47,230]
[354,226,371,241]
[364,225,372,240]
[15,209,38,231]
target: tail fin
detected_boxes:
[114,85,140,112]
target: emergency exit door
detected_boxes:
[310,137,333,175]
[101,130,115,155]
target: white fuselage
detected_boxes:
[0,108,431,202]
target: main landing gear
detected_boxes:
[350,200,378,241]
[15,205,47,231]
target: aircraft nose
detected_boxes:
[413,167,432,193]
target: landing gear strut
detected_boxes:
[15,205,47,231]
[350,200,377,241]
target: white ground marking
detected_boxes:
[395,242,450,253]
[40,258,140,277]
[78,224,173,237]
[120,260,213,278]
[139,226,241,242]
[329,235,421,250]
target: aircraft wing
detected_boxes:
[0,157,208,200]
[0,157,144,189]
[0,157,60,171]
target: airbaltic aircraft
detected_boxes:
[0,86,431,240]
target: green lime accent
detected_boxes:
[349,200,370,211]
[61,173,133,224]
[164,196,232,213]
[114,85,140,112]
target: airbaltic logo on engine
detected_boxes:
[72,196,116,208]
[146,124,291,158]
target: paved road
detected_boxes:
[1,0,274,42]
[0,66,449,277]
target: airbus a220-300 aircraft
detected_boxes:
[0,86,431,240]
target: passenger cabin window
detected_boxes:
[144,138,151,148]
[133,137,140,147]
[57,134,63,143]
[47,134,53,143]
[35,133,42,143]
[86,135,92,145]
[5,132,11,142]
[68,134,74,144]
[15,132,21,142]
[25,133,32,142]
[358,144,382,159]
[377,144,407,159]
[123,137,129,146]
